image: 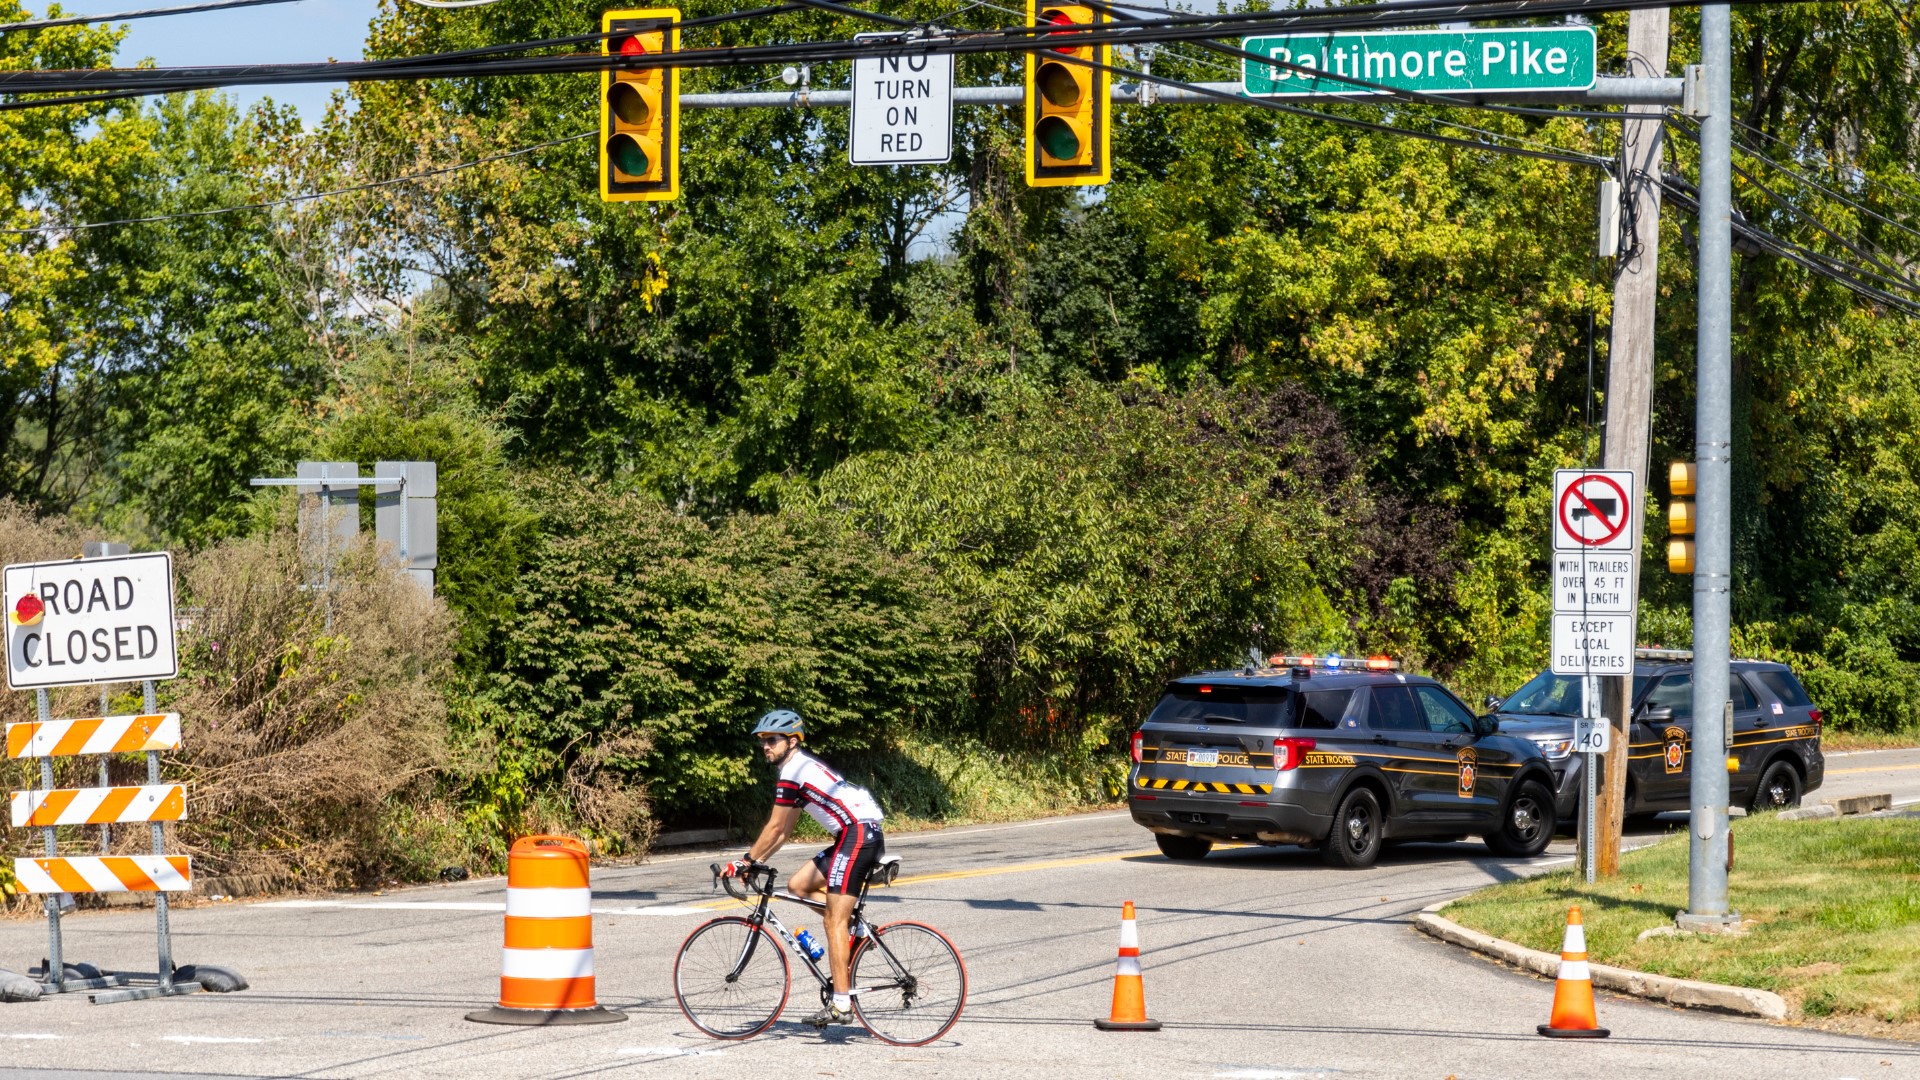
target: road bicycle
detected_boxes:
[673,855,966,1046]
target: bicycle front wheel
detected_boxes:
[674,916,790,1039]
[851,921,967,1046]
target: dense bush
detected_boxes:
[815,380,1457,752]
[486,476,971,817]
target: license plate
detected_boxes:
[1187,749,1219,767]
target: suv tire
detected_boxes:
[1322,787,1384,869]
[1155,834,1212,861]
[1484,779,1556,857]
[1750,760,1803,812]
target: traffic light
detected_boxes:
[1667,460,1696,573]
[601,9,680,202]
[1024,1,1110,187]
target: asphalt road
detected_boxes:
[2,751,1918,1079]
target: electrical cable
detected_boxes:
[0,0,1823,104]
[1659,176,1920,316]
[0,0,303,33]
[0,130,593,235]
[1666,114,1920,289]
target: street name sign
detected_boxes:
[5,553,178,690]
[1242,26,1596,98]
[850,36,954,165]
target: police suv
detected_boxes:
[1492,650,1825,822]
[1126,656,1559,869]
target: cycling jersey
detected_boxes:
[775,749,884,837]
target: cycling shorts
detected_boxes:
[812,821,884,896]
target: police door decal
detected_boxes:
[1663,726,1689,775]
[1457,747,1478,799]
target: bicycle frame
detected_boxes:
[720,867,918,1003]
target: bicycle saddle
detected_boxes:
[867,854,901,886]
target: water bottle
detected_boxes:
[796,929,825,962]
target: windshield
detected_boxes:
[1499,671,1585,716]
[1147,685,1291,726]
[1503,671,1661,715]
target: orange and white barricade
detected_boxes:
[466,835,624,1025]
[7,707,244,1002]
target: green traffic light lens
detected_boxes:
[608,82,652,126]
[1035,116,1080,160]
[608,134,651,177]
[1037,61,1082,107]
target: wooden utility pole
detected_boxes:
[1594,8,1670,878]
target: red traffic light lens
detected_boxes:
[1040,7,1074,32]
[616,34,647,55]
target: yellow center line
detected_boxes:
[1826,762,1920,776]
[689,848,1165,911]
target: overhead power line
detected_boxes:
[0,0,1816,105]
[0,131,592,235]
[0,0,303,32]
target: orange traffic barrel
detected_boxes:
[466,836,625,1026]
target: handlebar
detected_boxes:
[710,861,776,901]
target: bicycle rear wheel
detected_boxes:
[850,921,966,1046]
[674,916,790,1039]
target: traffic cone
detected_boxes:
[1537,905,1610,1038]
[466,836,625,1026]
[1094,901,1162,1031]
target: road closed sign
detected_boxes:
[5,553,178,690]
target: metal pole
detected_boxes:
[1680,1,1738,932]
[98,687,111,854]
[1583,675,1598,884]
[38,688,61,990]
[146,679,174,988]
[397,475,409,579]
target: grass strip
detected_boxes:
[1440,815,1920,1026]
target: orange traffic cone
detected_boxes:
[1537,906,1609,1038]
[1094,901,1162,1031]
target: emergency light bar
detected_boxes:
[1267,654,1401,673]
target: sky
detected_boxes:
[113,0,384,123]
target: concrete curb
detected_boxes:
[1414,903,1787,1020]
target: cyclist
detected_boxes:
[725,709,886,1028]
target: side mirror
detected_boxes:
[1474,714,1498,737]
[1641,705,1675,723]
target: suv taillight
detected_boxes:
[1131,730,1143,764]
[1274,736,1316,771]
[1810,708,1823,730]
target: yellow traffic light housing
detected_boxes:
[601,9,680,202]
[1667,460,1696,573]
[1025,2,1110,187]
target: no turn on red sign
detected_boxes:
[1553,469,1635,551]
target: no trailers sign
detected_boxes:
[5,553,178,690]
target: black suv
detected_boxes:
[1492,652,1824,822]
[1126,656,1559,869]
